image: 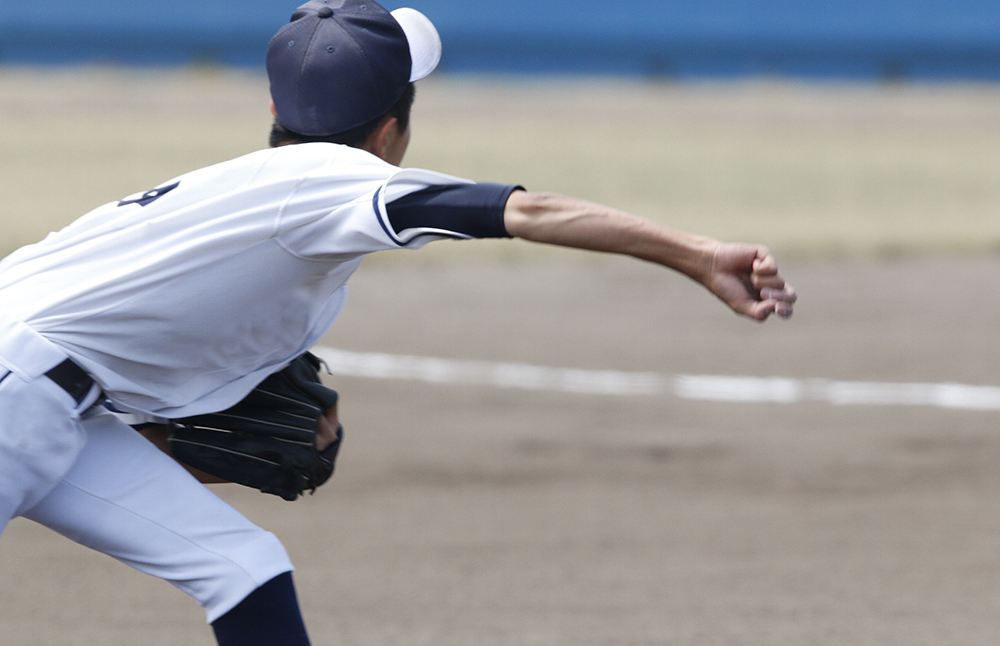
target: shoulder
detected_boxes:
[267,142,390,172]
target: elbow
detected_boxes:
[503,190,562,240]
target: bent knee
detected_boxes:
[192,528,296,624]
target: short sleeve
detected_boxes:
[278,156,520,257]
[385,182,521,242]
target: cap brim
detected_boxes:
[391,8,442,82]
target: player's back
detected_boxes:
[0,143,396,416]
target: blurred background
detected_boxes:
[2,0,1000,80]
[3,3,1000,645]
[1,0,999,258]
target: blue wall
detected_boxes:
[2,0,999,80]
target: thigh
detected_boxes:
[0,370,87,529]
[22,408,294,622]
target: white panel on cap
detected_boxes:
[391,8,442,82]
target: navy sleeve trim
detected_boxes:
[371,186,396,242]
[386,183,522,241]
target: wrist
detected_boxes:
[660,232,718,284]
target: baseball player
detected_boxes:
[0,1,797,644]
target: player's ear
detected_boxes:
[270,102,278,117]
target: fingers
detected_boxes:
[740,299,791,321]
[740,297,794,321]
[761,286,797,304]
[753,252,796,320]
[771,299,795,319]
[759,288,796,319]
[751,251,778,274]
[751,251,786,287]
[752,250,797,318]
[316,406,340,451]
[712,244,796,321]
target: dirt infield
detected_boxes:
[3,252,1000,646]
[2,67,1000,645]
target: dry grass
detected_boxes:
[3,66,1000,646]
[2,66,999,259]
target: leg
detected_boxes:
[212,571,311,646]
[0,369,87,532]
[22,408,300,625]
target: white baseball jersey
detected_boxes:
[0,142,516,417]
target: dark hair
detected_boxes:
[269,83,416,148]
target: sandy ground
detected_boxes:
[2,66,1000,645]
[3,251,1000,645]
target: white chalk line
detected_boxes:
[311,346,1000,412]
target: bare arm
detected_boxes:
[503,191,796,321]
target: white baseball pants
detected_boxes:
[0,319,293,622]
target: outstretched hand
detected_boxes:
[702,243,797,321]
[501,191,797,320]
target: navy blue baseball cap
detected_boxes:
[267,0,441,136]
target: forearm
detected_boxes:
[502,190,796,321]
[503,190,718,284]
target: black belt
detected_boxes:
[45,358,95,406]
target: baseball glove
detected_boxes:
[167,352,343,501]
